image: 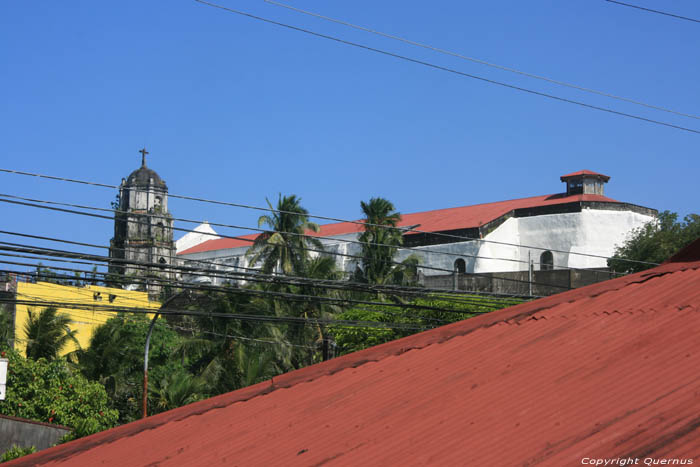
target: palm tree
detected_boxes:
[356,197,418,285]
[247,194,323,275]
[151,369,207,412]
[23,307,80,360]
[0,304,13,348]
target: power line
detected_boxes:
[3,298,431,331]
[1,262,518,315]
[0,230,545,298]
[0,197,578,290]
[0,170,659,267]
[261,0,700,121]
[0,249,529,309]
[194,0,700,135]
[0,241,535,303]
[0,191,617,277]
[605,0,700,24]
[13,281,457,329]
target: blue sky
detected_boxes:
[1,0,698,266]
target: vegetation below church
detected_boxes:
[608,211,700,273]
[0,194,526,459]
[0,348,119,436]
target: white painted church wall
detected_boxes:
[472,209,655,273]
[177,208,655,282]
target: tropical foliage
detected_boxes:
[0,348,118,434]
[608,211,700,273]
[1,445,36,463]
[247,194,322,275]
[330,294,522,355]
[0,305,13,349]
[1,192,524,449]
[354,197,419,285]
[23,307,79,361]
[77,313,184,423]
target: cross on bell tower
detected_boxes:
[139,147,149,167]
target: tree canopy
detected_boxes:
[354,197,418,285]
[23,307,80,361]
[608,211,700,273]
[0,348,119,436]
[77,313,184,423]
[247,194,322,275]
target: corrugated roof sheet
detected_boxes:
[15,239,700,466]
[178,192,619,255]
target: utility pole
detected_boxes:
[528,251,533,297]
[143,311,160,418]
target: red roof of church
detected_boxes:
[16,240,700,466]
[178,192,619,255]
[560,169,611,181]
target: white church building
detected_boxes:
[176,170,656,284]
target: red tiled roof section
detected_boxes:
[560,169,611,181]
[16,239,700,466]
[178,192,619,255]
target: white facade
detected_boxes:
[395,208,654,275]
[176,207,654,286]
[175,171,655,285]
[175,222,220,253]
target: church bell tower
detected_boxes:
[109,148,176,299]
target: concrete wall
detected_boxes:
[423,268,614,296]
[14,282,160,355]
[0,415,71,452]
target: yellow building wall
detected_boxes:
[14,282,160,356]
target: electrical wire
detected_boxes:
[0,168,661,266]
[1,262,520,314]
[605,0,700,24]
[261,0,700,121]
[3,298,431,331]
[0,191,618,289]
[0,198,576,290]
[0,231,543,299]
[194,0,700,135]
[0,242,534,303]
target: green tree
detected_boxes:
[174,290,287,394]
[151,368,207,412]
[23,307,79,361]
[0,304,13,349]
[247,194,323,275]
[355,197,419,285]
[1,445,36,462]
[252,255,346,368]
[608,211,700,273]
[330,294,523,355]
[0,348,118,435]
[78,313,184,423]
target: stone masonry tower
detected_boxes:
[109,148,175,299]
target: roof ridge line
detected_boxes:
[29,258,700,464]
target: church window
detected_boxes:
[454,258,466,274]
[540,251,554,271]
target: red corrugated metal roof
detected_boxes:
[179,192,619,255]
[16,240,700,466]
[560,169,611,181]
